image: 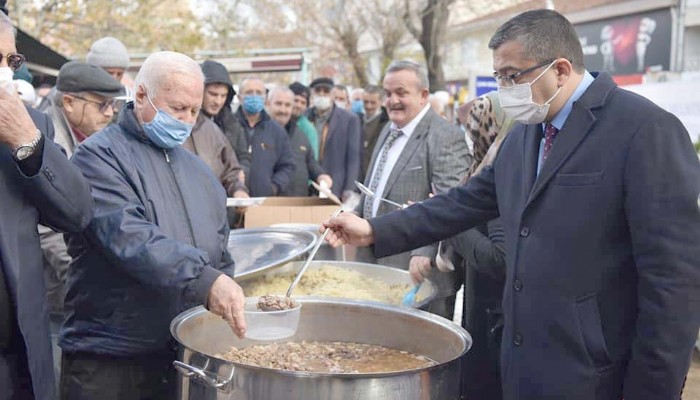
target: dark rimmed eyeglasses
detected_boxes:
[493,58,557,87]
[70,95,117,113]
[1,53,25,71]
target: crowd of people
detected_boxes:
[0,2,699,400]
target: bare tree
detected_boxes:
[365,0,407,83]
[18,0,203,56]
[402,0,455,90]
[287,0,368,86]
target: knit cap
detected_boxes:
[86,37,129,69]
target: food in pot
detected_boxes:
[218,341,437,373]
[243,265,416,305]
[257,295,297,311]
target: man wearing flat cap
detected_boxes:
[48,61,125,157]
[40,61,124,382]
[306,77,361,199]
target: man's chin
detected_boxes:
[389,110,405,123]
[203,108,221,117]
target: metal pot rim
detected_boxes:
[170,297,471,378]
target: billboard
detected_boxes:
[575,8,672,75]
[475,76,498,97]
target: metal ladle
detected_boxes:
[286,207,344,298]
[354,181,407,210]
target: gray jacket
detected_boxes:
[358,108,472,298]
[40,100,80,315]
[60,104,234,356]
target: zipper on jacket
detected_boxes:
[163,149,198,248]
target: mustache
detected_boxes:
[388,104,405,111]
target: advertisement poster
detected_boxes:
[575,8,672,75]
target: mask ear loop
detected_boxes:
[533,60,562,106]
[140,85,158,112]
[529,59,558,86]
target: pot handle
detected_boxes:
[173,360,232,389]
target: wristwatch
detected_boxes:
[11,129,42,161]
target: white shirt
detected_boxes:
[369,103,431,217]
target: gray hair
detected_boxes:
[0,12,16,38]
[134,51,203,101]
[239,77,264,94]
[267,86,294,101]
[488,9,585,73]
[364,84,385,99]
[385,60,429,91]
[55,90,65,107]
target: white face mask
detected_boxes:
[334,100,347,109]
[498,61,561,125]
[0,67,15,95]
[313,95,332,111]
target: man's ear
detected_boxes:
[61,94,75,113]
[134,84,147,110]
[555,58,573,87]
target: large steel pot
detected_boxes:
[171,298,471,400]
[238,260,437,309]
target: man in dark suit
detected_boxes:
[358,61,471,319]
[0,9,93,399]
[360,84,389,178]
[306,77,361,200]
[322,9,700,400]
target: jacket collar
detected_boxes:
[119,102,151,144]
[524,71,616,207]
[235,106,270,127]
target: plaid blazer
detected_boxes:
[358,108,472,295]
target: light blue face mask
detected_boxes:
[242,95,265,114]
[142,93,193,149]
[351,99,364,115]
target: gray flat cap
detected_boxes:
[56,61,125,97]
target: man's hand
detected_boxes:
[317,174,333,190]
[321,212,374,248]
[233,190,249,214]
[0,86,37,148]
[207,275,247,339]
[409,256,433,284]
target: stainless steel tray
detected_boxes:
[229,228,317,280]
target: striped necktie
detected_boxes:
[363,128,402,218]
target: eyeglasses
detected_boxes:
[70,95,117,113]
[1,53,25,71]
[493,58,557,87]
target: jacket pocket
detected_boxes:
[575,294,612,370]
[405,165,423,171]
[555,172,603,187]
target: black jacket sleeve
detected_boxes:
[270,125,295,194]
[621,112,700,399]
[370,164,499,258]
[18,110,93,233]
